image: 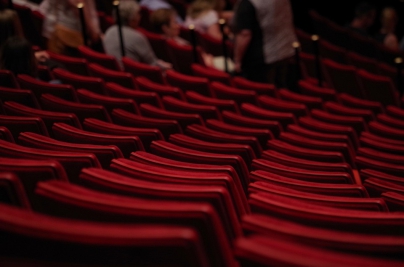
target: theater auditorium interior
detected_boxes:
[0,0,404,266]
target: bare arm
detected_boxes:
[233,29,252,73]
[207,23,223,41]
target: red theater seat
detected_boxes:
[18,132,123,169]
[0,139,101,183]
[40,94,112,123]
[0,203,210,267]
[80,167,242,241]
[234,233,404,267]
[82,118,164,151]
[78,45,121,70]
[135,76,185,100]
[122,57,166,85]
[0,87,40,109]
[0,172,30,209]
[129,150,249,217]
[52,68,106,95]
[111,108,182,140]
[52,122,144,158]
[34,180,236,267]
[17,74,78,102]
[250,171,368,197]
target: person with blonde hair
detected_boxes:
[184,0,229,41]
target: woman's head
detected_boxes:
[150,8,180,38]
[0,36,37,77]
[187,0,225,19]
[0,9,23,48]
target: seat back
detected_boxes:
[3,101,82,135]
[52,122,145,158]
[48,51,90,76]
[34,180,236,267]
[356,69,400,106]
[78,45,121,70]
[0,203,210,267]
[0,86,40,109]
[18,132,123,169]
[122,56,166,84]
[322,58,365,98]
[52,68,106,95]
[17,74,78,102]
[88,63,136,89]
[166,39,204,75]
[0,70,19,88]
[40,94,112,123]
[166,69,211,96]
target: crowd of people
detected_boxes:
[1,0,404,89]
[345,1,404,52]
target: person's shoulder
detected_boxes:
[131,29,148,39]
[103,25,118,37]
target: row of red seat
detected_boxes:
[1,10,404,264]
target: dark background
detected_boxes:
[290,0,404,40]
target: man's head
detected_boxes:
[114,0,141,28]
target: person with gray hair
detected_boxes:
[103,0,171,69]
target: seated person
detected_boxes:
[150,7,234,72]
[374,6,400,51]
[0,8,50,68]
[150,7,188,45]
[345,1,376,38]
[139,0,183,23]
[103,0,171,70]
[184,0,229,41]
[0,36,38,77]
[0,36,60,83]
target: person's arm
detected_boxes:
[233,29,251,73]
[69,0,101,43]
[84,0,101,43]
[207,23,223,41]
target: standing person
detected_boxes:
[232,0,297,88]
[44,0,102,56]
[374,6,400,51]
[103,0,172,70]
